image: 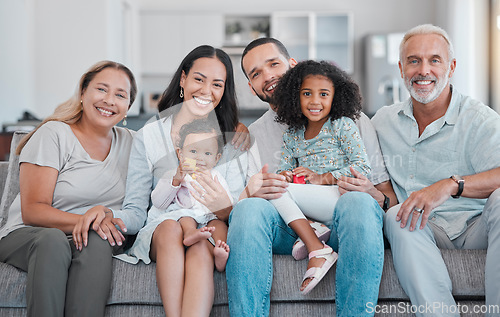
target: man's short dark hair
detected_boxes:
[241,38,290,79]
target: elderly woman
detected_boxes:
[0,61,137,317]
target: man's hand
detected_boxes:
[242,164,288,200]
[337,167,379,197]
[398,178,456,231]
[231,122,251,151]
[337,167,397,211]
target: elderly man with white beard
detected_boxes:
[371,24,500,317]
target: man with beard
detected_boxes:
[372,24,500,316]
[226,37,398,316]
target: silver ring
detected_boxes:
[201,193,206,199]
[413,207,424,213]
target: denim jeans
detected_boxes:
[226,191,384,317]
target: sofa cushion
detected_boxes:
[0,249,486,309]
[0,132,27,229]
[0,262,26,308]
[379,249,485,300]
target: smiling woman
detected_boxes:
[178,57,227,120]
[15,61,137,156]
[112,45,249,317]
[0,60,138,317]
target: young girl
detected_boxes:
[149,118,231,272]
[271,60,371,294]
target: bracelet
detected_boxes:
[382,193,390,211]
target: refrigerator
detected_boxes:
[363,33,409,116]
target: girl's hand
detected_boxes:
[279,170,293,183]
[293,167,323,184]
[190,169,232,221]
[231,122,251,151]
[293,167,335,185]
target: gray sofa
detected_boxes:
[0,132,486,316]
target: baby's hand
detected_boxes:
[279,170,293,183]
[182,157,197,175]
[172,164,186,186]
[173,157,197,185]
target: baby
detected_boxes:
[151,118,232,271]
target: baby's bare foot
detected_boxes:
[183,226,214,246]
[214,240,230,272]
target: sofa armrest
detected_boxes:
[0,132,28,229]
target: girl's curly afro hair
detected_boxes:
[273,60,362,131]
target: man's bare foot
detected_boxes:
[183,226,214,246]
[213,240,230,272]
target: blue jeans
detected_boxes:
[226,191,384,317]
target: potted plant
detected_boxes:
[226,21,243,44]
[251,20,269,40]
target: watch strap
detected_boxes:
[382,193,390,211]
[450,175,464,198]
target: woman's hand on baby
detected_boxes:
[231,122,251,151]
[72,206,126,251]
[190,169,232,221]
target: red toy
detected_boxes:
[293,175,306,184]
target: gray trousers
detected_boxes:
[0,227,114,317]
[384,188,500,317]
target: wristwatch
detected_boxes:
[382,193,390,211]
[450,175,464,199]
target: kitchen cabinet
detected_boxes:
[140,11,224,75]
[138,11,353,112]
[271,12,353,73]
[139,11,225,113]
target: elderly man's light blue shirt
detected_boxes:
[372,87,500,239]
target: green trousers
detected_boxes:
[0,227,114,317]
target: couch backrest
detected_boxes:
[0,131,28,229]
[0,162,8,200]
